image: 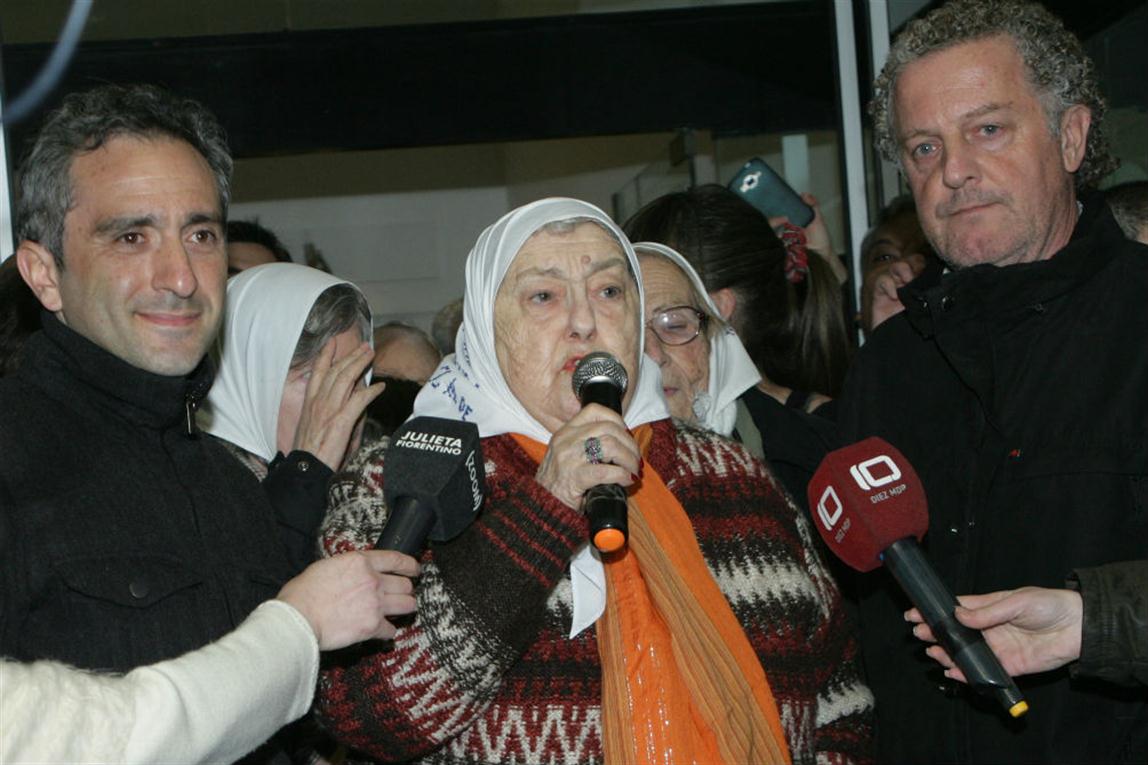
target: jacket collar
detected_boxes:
[903,190,1121,339]
[20,312,215,431]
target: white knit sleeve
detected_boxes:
[0,601,318,765]
[120,599,319,764]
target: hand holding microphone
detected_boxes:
[807,437,1029,718]
[907,587,1084,680]
[534,352,638,553]
[572,353,634,553]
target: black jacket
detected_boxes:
[837,196,1148,764]
[0,315,293,673]
[734,385,838,509]
[1072,560,1148,687]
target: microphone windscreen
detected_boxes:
[806,436,928,572]
[384,416,486,543]
[572,352,628,401]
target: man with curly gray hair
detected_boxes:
[837,2,1148,763]
[870,0,1115,269]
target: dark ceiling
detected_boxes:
[1,3,836,160]
[2,0,1143,162]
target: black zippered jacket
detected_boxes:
[1072,559,1148,687]
[837,194,1148,764]
[0,314,292,673]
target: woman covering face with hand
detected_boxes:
[317,199,873,765]
[203,263,383,571]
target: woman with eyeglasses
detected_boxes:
[635,242,837,510]
[625,184,852,414]
[635,242,757,431]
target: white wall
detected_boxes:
[231,186,508,331]
[228,130,670,328]
[229,133,675,330]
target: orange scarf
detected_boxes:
[513,425,790,765]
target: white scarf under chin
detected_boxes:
[413,198,670,637]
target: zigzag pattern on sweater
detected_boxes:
[318,419,874,765]
[322,561,518,755]
[439,705,601,765]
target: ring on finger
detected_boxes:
[584,436,605,465]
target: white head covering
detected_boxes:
[413,198,670,638]
[633,242,761,437]
[203,263,368,462]
[413,197,669,442]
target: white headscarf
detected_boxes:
[632,242,761,437]
[203,263,368,463]
[413,197,669,441]
[413,198,670,637]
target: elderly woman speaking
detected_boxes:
[317,199,873,765]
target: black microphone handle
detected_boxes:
[578,377,627,550]
[583,483,628,547]
[375,495,436,556]
[883,538,1028,718]
[580,379,623,414]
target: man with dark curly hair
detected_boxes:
[838,1,1148,762]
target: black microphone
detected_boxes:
[807,438,1028,718]
[571,352,629,553]
[376,416,486,556]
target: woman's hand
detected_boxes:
[293,339,386,470]
[906,587,1084,680]
[768,192,848,285]
[861,252,927,333]
[535,404,640,510]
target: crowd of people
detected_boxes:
[1,0,1147,763]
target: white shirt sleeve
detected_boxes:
[0,600,319,765]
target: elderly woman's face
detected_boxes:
[638,254,710,422]
[494,222,640,433]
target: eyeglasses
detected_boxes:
[645,306,708,346]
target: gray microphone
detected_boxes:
[571,352,629,553]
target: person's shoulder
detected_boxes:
[837,309,953,444]
[1078,195,1148,269]
[861,308,927,355]
[666,417,772,480]
[666,416,728,450]
[1070,222,1148,317]
[0,375,26,413]
[738,387,838,468]
[0,370,63,451]
[842,311,939,404]
[1107,234,1148,269]
[323,435,405,556]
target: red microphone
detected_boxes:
[808,437,1028,719]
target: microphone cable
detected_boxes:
[2,0,93,125]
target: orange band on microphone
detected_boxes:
[594,528,626,553]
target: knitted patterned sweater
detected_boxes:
[318,418,874,765]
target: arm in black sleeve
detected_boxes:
[1069,560,1148,687]
[264,451,334,573]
